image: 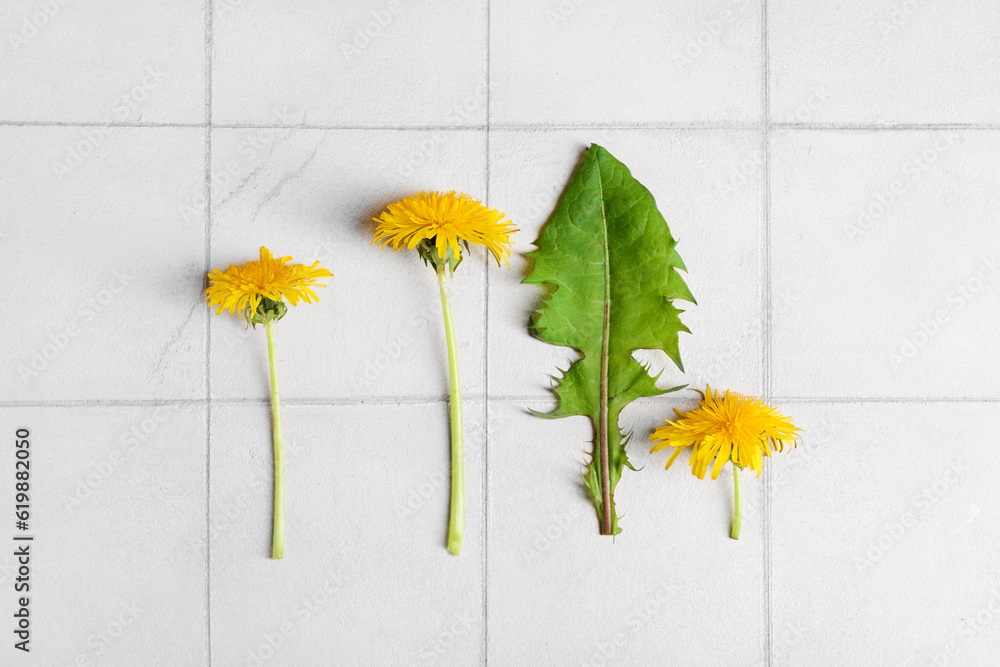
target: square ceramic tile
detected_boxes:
[210,402,484,665]
[0,0,205,123]
[489,129,763,401]
[0,126,206,401]
[491,0,762,124]
[212,0,487,126]
[771,403,1000,666]
[487,399,766,665]
[770,130,1000,399]
[769,0,1000,124]
[0,406,208,665]
[209,128,487,400]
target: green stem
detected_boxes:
[438,266,464,556]
[265,316,285,559]
[731,464,742,540]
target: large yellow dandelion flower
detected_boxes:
[372,191,517,266]
[650,386,800,540]
[371,191,515,556]
[204,246,333,317]
[650,385,799,480]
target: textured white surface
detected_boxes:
[0,0,998,665]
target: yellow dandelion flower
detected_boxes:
[650,386,800,540]
[372,191,517,266]
[202,246,332,559]
[371,191,514,555]
[651,385,799,480]
[205,246,333,317]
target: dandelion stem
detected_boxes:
[438,266,464,556]
[265,315,285,559]
[731,464,742,540]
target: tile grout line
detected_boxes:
[487,395,1000,404]
[2,395,998,409]
[770,122,1000,131]
[773,396,1000,403]
[0,120,206,128]
[761,0,773,664]
[482,2,491,664]
[203,1,213,665]
[216,396,460,405]
[3,120,999,131]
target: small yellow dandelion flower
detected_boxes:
[651,386,800,540]
[372,191,517,266]
[205,246,333,317]
[650,385,800,480]
[202,246,332,559]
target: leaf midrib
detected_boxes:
[596,157,612,535]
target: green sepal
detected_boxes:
[244,296,287,329]
[416,237,469,274]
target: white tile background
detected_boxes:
[1,1,998,665]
